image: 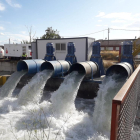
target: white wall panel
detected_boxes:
[88,38,94,61]
[31,42,37,59]
[37,38,87,62]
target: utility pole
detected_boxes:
[108,28,110,47]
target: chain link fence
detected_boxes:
[110,65,140,140]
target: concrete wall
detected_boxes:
[0,62,17,71]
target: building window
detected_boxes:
[56,43,61,50]
[101,47,105,51]
[61,43,66,50]
[55,43,66,51]
[22,46,26,53]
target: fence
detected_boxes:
[110,65,140,140]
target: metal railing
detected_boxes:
[110,65,140,140]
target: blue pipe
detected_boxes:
[41,60,71,77]
[17,59,45,74]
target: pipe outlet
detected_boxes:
[41,60,70,77]
[106,62,133,78]
[17,59,45,74]
[70,61,98,78]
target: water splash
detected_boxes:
[50,71,85,115]
[0,71,27,98]
[0,73,127,140]
[17,70,53,106]
[0,70,53,114]
[92,74,126,138]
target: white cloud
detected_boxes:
[111,19,126,23]
[96,12,105,17]
[0,33,4,35]
[96,12,140,30]
[0,31,30,45]
[102,12,132,20]
[96,12,140,21]
[6,32,29,42]
[5,0,21,8]
[13,3,21,8]
[110,25,125,29]
[96,25,102,26]
[0,26,4,30]
[21,31,26,34]
[98,20,102,22]
[0,3,5,11]
[126,20,140,29]
[134,13,140,17]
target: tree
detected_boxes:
[40,27,61,39]
[25,25,36,43]
[21,40,30,44]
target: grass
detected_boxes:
[101,51,119,60]
[100,51,120,69]
[103,60,118,69]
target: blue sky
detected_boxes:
[0,0,140,45]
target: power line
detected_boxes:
[63,28,140,38]
[62,28,140,38]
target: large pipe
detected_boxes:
[17,59,45,74]
[41,60,71,77]
[70,61,98,78]
[106,62,133,78]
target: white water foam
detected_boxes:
[92,75,126,138]
[0,70,53,114]
[17,70,53,106]
[50,71,85,115]
[0,71,27,98]
[0,73,126,140]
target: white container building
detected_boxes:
[31,37,95,62]
[4,44,32,59]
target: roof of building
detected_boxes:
[34,37,95,42]
[97,39,135,46]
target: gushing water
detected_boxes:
[0,73,126,140]
[18,70,53,106]
[0,71,27,98]
[50,71,85,115]
[92,75,126,138]
[0,70,53,114]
